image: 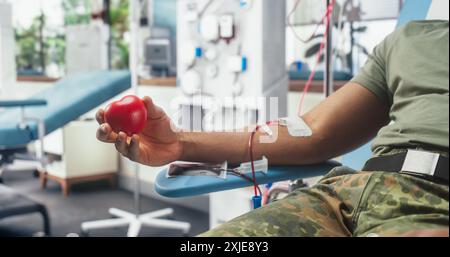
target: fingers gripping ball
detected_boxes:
[105,95,148,136]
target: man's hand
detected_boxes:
[96,96,183,166]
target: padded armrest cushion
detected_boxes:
[155,161,341,198]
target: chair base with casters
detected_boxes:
[0,184,51,236]
[0,146,44,183]
[80,207,191,237]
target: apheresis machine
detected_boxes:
[176,0,288,131]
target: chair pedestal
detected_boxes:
[0,166,4,183]
[81,207,191,237]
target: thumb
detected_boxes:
[142,96,166,121]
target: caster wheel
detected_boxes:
[80,229,90,237]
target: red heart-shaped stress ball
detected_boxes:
[104,95,148,136]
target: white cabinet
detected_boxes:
[40,120,119,196]
[65,23,109,75]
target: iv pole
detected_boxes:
[324,0,334,98]
[81,0,190,237]
[129,0,142,218]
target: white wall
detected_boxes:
[428,0,450,20]
[0,1,16,97]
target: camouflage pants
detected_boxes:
[200,167,449,237]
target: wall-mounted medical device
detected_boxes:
[219,14,235,41]
[0,1,16,97]
[177,0,288,131]
[144,26,177,77]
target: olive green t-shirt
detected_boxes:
[351,20,449,156]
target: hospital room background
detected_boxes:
[0,0,448,237]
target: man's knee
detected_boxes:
[200,189,347,237]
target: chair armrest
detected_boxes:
[155,161,341,198]
[0,99,47,108]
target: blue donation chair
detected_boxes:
[154,0,445,201]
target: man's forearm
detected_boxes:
[178,125,325,165]
[176,83,390,166]
[178,130,250,164]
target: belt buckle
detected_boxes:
[401,150,440,177]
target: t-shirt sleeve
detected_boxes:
[351,36,392,106]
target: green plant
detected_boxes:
[15,0,131,75]
[109,0,129,69]
[61,0,130,69]
[62,0,92,26]
[15,13,47,73]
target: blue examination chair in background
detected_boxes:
[0,70,131,236]
[0,70,131,181]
